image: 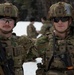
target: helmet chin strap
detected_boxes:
[0,29,13,34]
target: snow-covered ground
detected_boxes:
[23,58,42,75]
[23,62,37,75]
[13,21,42,36]
[13,22,43,75]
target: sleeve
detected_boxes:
[35,36,49,57]
[27,25,32,37]
[17,36,39,61]
[40,25,46,35]
[36,34,53,69]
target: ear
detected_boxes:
[68,18,72,25]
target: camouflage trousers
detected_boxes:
[15,68,24,75]
[36,69,74,75]
[36,68,46,75]
[46,71,65,75]
[46,70,74,75]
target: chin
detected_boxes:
[56,29,66,33]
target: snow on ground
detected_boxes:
[23,58,42,75]
[23,62,37,75]
[13,21,42,36]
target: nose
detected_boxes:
[58,20,62,23]
[5,20,9,23]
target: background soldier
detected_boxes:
[0,2,39,75]
[36,2,74,75]
[27,17,39,39]
[39,16,52,35]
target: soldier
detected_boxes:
[36,2,74,75]
[39,16,52,35]
[0,2,39,75]
[27,17,39,39]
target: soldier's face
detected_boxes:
[0,17,15,33]
[52,17,71,33]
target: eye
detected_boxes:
[9,19,14,21]
[0,18,6,21]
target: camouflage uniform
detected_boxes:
[40,21,51,35]
[17,35,39,61]
[36,32,52,75]
[0,35,38,75]
[27,23,38,39]
[0,2,39,75]
[36,2,74,75]
[36,27,74,75]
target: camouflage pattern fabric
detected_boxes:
[48,2,74,19]
[35,33,51,75]
[27,24,38,39]
[36,27,74,75]
[0,36,25,75]
[0,2,18,18]
[36,68,46,75]
[0,35,39,75]
[36,35,49,57]
[17,35,39,61]
[40,21,52,35]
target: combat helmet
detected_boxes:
[48,2,74,19]
[0,2,18,18]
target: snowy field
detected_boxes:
[13,21,43,75]
[23,58,42,75]
[23,62,37,75]
[13,21,42,36]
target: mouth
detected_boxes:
[58,25,64,28]
[3,25,10,28]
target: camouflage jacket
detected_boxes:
[39,21,52,35]
[27,24,38,38]
[0,35,39,75]
[18,35,39,61]
[36,26,74,72]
